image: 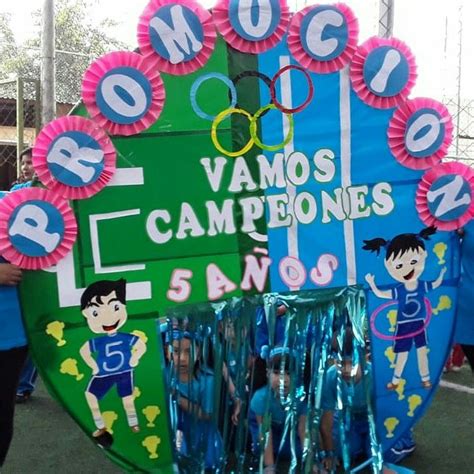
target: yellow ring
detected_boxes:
[249,104,294,152]
[211,108,254,157]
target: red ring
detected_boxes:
[270,65,314,114]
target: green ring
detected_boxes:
[249,104,294,151]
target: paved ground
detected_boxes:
[3,366,474,473]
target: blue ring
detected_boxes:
[190,73,237,121]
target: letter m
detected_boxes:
[149,5,203,64]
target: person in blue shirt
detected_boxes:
[320,328,415,472]
[249,346,307,473]
[363,226,446,390]
[165,330,223,471]
[0,258,26,468]
[454,222,474,372]
[8,148,39,404]
[79,279,147,446]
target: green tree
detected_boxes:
[0,0,128,103]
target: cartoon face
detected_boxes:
[384,248,427,283]
[81,290,127,334]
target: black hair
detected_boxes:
[362,226,436,260]
[20,148,32,159]
[80,279,126,310]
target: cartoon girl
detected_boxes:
[363,226,446,390]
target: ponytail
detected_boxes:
[362,238,388,256]
[418,226,437,241]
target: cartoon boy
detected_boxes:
[79,279,146,442]
[363,226,446,390]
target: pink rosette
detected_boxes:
[82,51,165,136]
[0,187,77,270]
[137,0,216,75]
[350,37,417,109]
[212,0,290,54]
[32,116,116,200]
[416,162,474,231]
[287,3,359,74]
[388,98,453,170]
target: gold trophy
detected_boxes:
[103,411,118,434]
[407,394,422,417]
[395,378,406,401]
[45,321,67,347]
[142,435,161,459]
[59,358,84,381]
[142,405,161,428]
[384,417,399,438]
[384,346,396,368]
[131,330,148,356]
[433,242,448,265]
[386,310,397,333]
[132,330,149,344]
[133,386,142,400]
[433,295,452,315]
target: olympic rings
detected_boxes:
[211,108,254,157]
[270,65,314,114]
[203,66,313,156]
[232,70,273,117]
[250,104,294,151]
[212,105,294,157]
[190,73,238,121]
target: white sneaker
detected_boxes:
[452,366,462,372]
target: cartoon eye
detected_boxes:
[114,304,120,311]
[395,263,403,270]
[92,310,98,317]
[410,259,418,265]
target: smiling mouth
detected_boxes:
[102,321,119,332]
[403,269,415,281]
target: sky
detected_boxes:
[2,0,473,100]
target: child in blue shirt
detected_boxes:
[249,346,307,472]
[166,330,223,471]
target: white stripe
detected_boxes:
[339,66,356,285]
[108,168,144,186]
[90,209,146,274]
[279,55,300,291]
[440,379,474,395]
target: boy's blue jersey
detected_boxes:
[89,332,138,376]
[321,364,371,415]
[391,281,433,324]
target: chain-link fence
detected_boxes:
[445,98,474,164]
[0,78,40,190]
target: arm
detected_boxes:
[177,395,212,421]
[298,414,307,451]
[432,267,447,290]
[222,363,241,425]
[79,341,99,375]
[320,410,337,471]
[255,414,275,471]
[130,338,147,366]
[365,273,392,299]
[0,263,22,286]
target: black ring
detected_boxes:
[230,70,274,117]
